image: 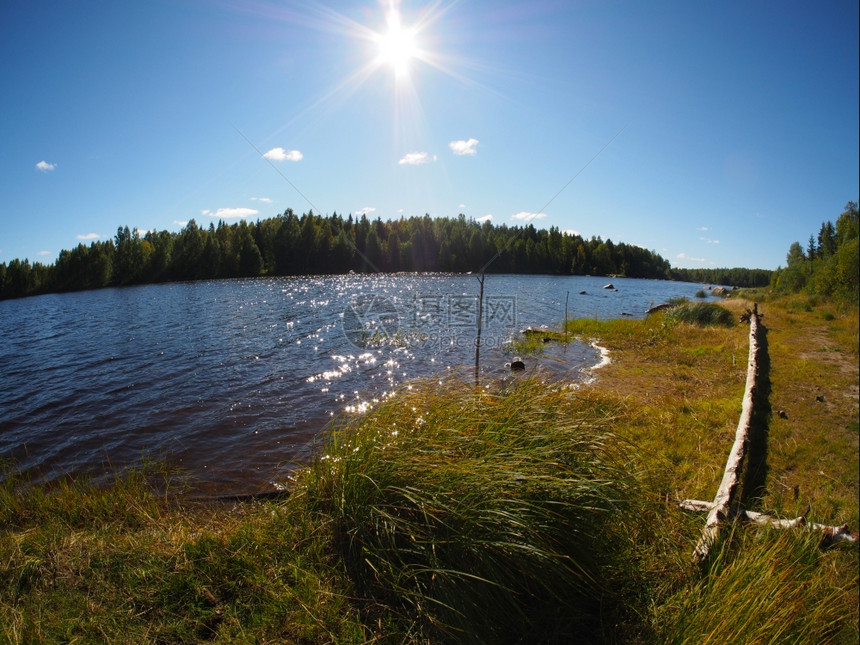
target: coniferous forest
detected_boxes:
[0,211,773,301]
[769,200,859,309]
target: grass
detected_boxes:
[0,466,366,643]
[567,294,858,641]
[736,291,859,526]
[1,294,856,643]
[562,313,743,498]
[298,378,655,642]
[654,528,857,644]
[662,300,736,327]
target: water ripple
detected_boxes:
[0,274,715,494]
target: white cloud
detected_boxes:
[77,233,100,240]
[563,229,580,236]
[174,220,188,227]
[677,252,707,263]
[251,197,274,204]
[699,237,720,244]
[263,147,303,162]
[449,138,479,156]
[511,211,547,221]
[356,206,376,216]
[476,214,493,222]
[203,207,259,219]
[696,226,709,231]
[459,203,466,209]
[38,250,52,256]
[398,151,434,165]
[35,160,56,172]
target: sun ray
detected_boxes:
[259,60,380,148]
[228,0,501,194]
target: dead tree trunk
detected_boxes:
[692,303,762,562]
[680,499,858,544]
[683,303,857,555]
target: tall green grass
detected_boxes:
[662,301,735,328]
[654,526,858,644]
[298,376,654,642]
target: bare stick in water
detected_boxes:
[475,272,485,386]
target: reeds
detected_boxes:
[654,526,859,644]
[299,376,651,642]
[662,301,735,327]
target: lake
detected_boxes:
[0,274,717,495]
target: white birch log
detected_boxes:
[683,304,858,554]
[692,305,761,562]
[680,499,858,543]
[679,499,713,513]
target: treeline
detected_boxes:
[0,209,767,301]
[770,201,859,309]
[670,267,772,288]
[0,211,679,300]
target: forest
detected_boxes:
[669,266,772,289]
[1,211,771,300]
[769,201,859,309]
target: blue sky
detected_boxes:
[1,1,857,270]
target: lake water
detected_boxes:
[0,274,716,495]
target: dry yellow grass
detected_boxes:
[571,296,858,530]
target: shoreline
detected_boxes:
[2,294,856,643]
[589,341,611,370]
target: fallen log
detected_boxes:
[683,302,857,556]
[680,499,858,545]
[692,303,762,562]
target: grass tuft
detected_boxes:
[663,301,735,328]
[300,376,653,642]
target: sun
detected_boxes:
[375,11,418,78]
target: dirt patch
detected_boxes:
[797,325,859,403]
